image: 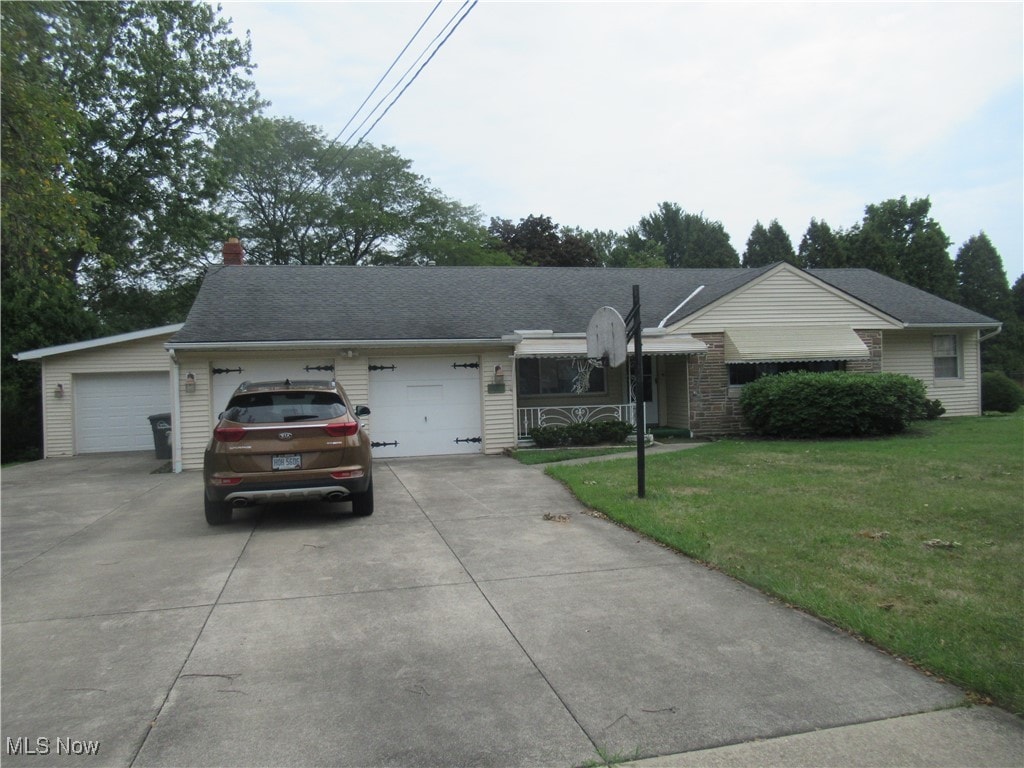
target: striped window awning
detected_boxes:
[724,326,869,363]
[514,333,706,358]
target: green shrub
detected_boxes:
[739,371,932,438]
[981,371,1023,413]
[530,419,632,447]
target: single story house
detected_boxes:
[17,243,1001,471]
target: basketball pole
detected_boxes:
[625,284,645,498]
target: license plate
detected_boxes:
[272,454,301,471]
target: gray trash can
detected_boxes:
[148,413,172,460]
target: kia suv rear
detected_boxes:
[203,380,372,525]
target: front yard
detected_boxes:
[545,415,1024,714]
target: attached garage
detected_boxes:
[368,355,483,458]
[13,325,181,458]
[74,372,171,453]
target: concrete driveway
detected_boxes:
[1,452,1020,767]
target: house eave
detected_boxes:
[16,324,184,361]
[165,337,513,352]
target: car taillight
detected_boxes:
[214,426,247,442]
[331,469,365,480]
[323,422,359,437]
[212,477,243,486]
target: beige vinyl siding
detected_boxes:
[175,352,214,471]
[481,348,516,454]
[675,266,902,333]
[40,334,174,457]
[881,330,982,416]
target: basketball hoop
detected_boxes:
[587,306,628,368]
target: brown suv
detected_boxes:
[203,380,373,525]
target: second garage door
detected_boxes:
[368,356,482,458]
[75,372,171,453]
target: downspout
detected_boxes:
[659,286,705,328]
[169,348,183,473]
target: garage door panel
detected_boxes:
[368,357,482,458]
[75,373,171,453]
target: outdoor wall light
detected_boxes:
[493,364,504,384]
[185,372,196,394]
[54,383,64,399]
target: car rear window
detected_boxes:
[223,391,347,423]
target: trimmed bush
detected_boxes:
[530,419,633,447]
[982,371,1023,413]
[739,371,933,438]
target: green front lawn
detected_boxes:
[546,415,1024,713]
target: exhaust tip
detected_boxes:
[232,498,250,507]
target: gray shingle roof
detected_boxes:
[169,264,998,345]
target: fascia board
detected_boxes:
[15,324,184,361]
[165,337,513,352]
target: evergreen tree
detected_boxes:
[625,202,739,268]
[956,233,1014,320]
[799,219,846,268]
[743,219,798,268]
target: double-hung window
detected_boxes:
[933,334,960,379]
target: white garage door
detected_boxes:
[210,358,337,416]
[368,356,482,458]
[75,372,171,453]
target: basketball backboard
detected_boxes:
[587,306,628,368]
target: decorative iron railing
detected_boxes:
[517,403,636,441]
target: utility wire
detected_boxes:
[351,0,478,148]
[325,0,444,151]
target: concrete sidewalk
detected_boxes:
[1,452,1020,767]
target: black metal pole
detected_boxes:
[632,284,645,498]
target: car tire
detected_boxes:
[204,495,232,525]
[351,479,374,517]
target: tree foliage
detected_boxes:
[217,117,494,265]
[798,219,846,268]
[842,196,957,300]
[624,202,739,268]
[487,214,599,267]
[742,219,799,268]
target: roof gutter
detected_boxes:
[165,337,513,352]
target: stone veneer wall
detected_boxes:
[686,329,885,437]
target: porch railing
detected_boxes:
[517,404,636,441]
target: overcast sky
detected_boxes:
[219,1,1023,282]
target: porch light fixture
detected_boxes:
[185,372,196,394]
[54,383,64,399]
[487,364,506,394]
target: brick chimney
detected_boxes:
[222,237,244,265]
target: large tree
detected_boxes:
[41,1,261,319]
[798,219,846,268]
[216,117,491,265]
[955,233,1023,376]
[1,1,259,458]
[624,202,739,268]
[742,219,799,268]
[843,196,957,300]
[487,215,599,267]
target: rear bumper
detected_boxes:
[206,474,371,505]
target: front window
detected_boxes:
[517,358,606,396]
[728,360,846,386]
[933,335,960,378]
